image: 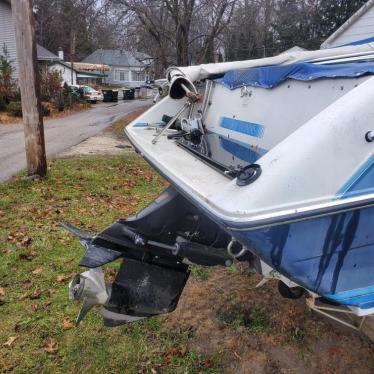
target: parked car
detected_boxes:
[70,85,103,103]
[69,86,82,100]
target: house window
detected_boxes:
[114,69,129,82]
[131,70,146,82]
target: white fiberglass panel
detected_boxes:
[126,77,374,227]
[205,76,368,153]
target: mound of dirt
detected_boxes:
[164,265,374,374]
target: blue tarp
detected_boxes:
[215,61,374,90]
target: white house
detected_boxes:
[322,0,374,49]
[82,49,153,87]
[0,0,105,87]
[0,0,73,83]
[47,60,78,86]
[0,0,18,77]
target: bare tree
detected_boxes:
[190,0,237,63]
[114,0,237,71]
[116,1,174,75]
[35,0,370,80]
[34,0,123,60]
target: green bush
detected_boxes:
[0,46,17,102]
[6,101,51,117]
[7,101,22,117]
[41,103,51,116]
[0,97,7,111]
[13,89,21,101]
[40,69,63,102]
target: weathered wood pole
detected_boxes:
[70,30,76,85]
[11,0,47,177]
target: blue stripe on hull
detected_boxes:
[360,300,374,309]
[230,205,374,309]
[326,284,374,300]
[329,293,374,305]
[326,285,374,309]
[220,116,265,138]
[336,154,374,198]
[219,137,267,164]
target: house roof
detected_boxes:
[65,62,110,72]
[82,49,152,67]
[321,0,374,49]
[49,60,106,77]
[37,44,60,61]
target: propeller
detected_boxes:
[69,267,109,326]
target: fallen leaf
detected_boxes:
[164,346,179,363]
[42,301,52,309]
[0,287,5,297]
[56,275,67,283]
[19,292,29,301]
[3,336,17,348]
[29,290,42,300]
[1,359,10,371]
[20,236,32,248]
[21,280,33,289]
[204,359,214,369]
[30,302,39,311]
[233,351,241,360]
[14,320,31,333]
[19,251,38,261]
[63,317,73,330]
[7,229,33,248]
[47,288,56,295]
[328,346,340,356]
[32,268,43,275]
[43,340,58,353]
[179,345,188,356]
[104,268,117,283]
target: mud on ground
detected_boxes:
[164,265,374,374]
[59,132,133,157]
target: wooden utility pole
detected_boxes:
[11,0,47,177]
[70,30,76,85]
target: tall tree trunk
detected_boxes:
[176,27,189,65]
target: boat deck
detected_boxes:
[126,123,230,216]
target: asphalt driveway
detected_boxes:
[0,100,150,181]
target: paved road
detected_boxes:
[0,100,151,181]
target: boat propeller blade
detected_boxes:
[69,267,109,326]
[75,299,96,326]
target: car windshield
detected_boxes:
[83,86,96,93]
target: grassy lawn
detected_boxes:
[109,108,150,137]
[0,154,221,373]
[1,110,373,373]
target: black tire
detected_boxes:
[278,281,304,299]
